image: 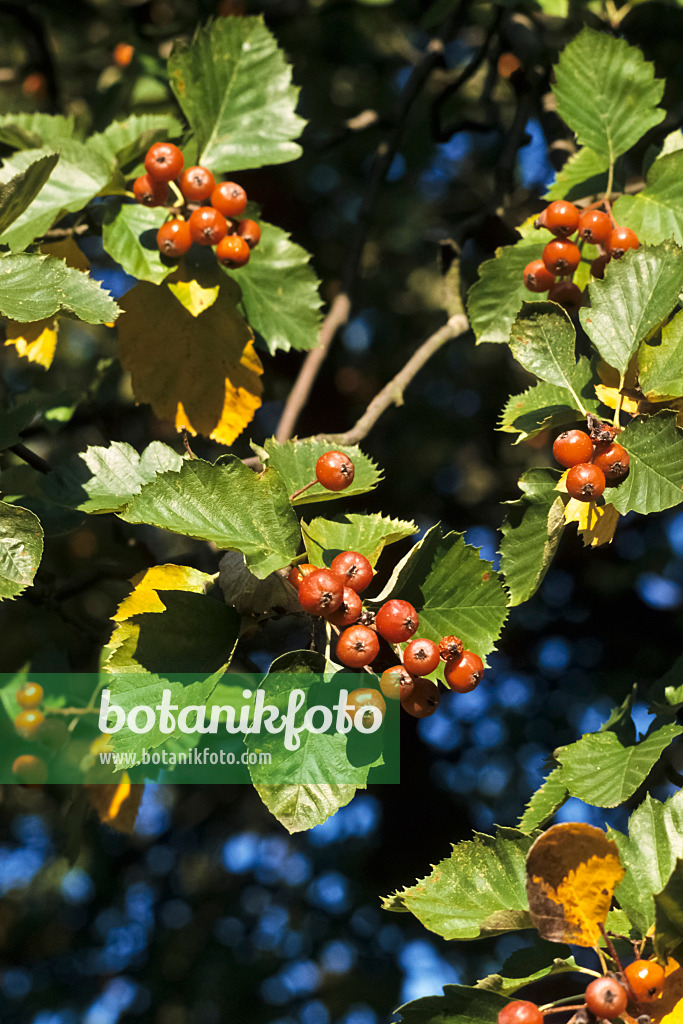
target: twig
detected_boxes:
[8,443,50,475]
[289,479,318,502]
[432,10,502,142]
[42,223,90,241]
[182,429,196,459]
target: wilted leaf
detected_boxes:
[4,317,58,368]
[563,497,620,548]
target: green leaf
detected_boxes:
[370,526,508,659]
[509,303,584,394]
[381,828,535,939]
[518,766,568,834]
[44,441,183,514]
[613,149,683,246]
[0,153,59,236]
[552,28,665,162]
[580,242,683,375]
[0,143,115,251]
[0,500,43,600]
[302,513,418,567]
[101,201,174,286]
[639,308,683,402]
[0,112,76,149]
[120,458,300,578]
[544,147,610,202]
[556,723,682,807]
[89,114,184,168]
[0,403,36,451]
[655,858,683,963]
[168,15,305,173]
[608,790,683,936]
[476,942,578,997]
[499,357,601,443]
[253,438,383,506]
[226,219,322,354]
[467,235,541,345]
[218,551,301,616]
[499,469,566,607]
[607,413,683,516]
[0,252,120,324]
[392,986,507,1024]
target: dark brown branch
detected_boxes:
[9,443,50,475]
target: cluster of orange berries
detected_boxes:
[552,418,629,502]
[523,200,640,309]
[498,958,665,1024]
[288,452,486,721]
[133,142,260,268]
[11,682,49,784]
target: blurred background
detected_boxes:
[1,0,683,1021]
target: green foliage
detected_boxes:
[0,153,59,236]
[0,404,37,452]
[517,766,568,833]
[90,114,184,167]
[0,112,77,149]
[613,148,683,245]
[654,859,683,963]
[607,413,683,516]
[252,438,383,505]
[498,358,600,444]
[544,147,609,202]
[639,308,683,401]
[0,252,120,324]
[499,469,566,607]
[466,235,539,345]
[302,513,418,567]
[101,201,174,286]
[475,943,578,996]
[392,986,507,1024]
[0,500,43,600]
[509,303,585,399]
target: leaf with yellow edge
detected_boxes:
[111,563,215,622]
[564,497,620,547]
[594,384,642,416]
[117,278,262,446]
[526,822,625,946]
[167,279,220,317]
[4,317,58,368]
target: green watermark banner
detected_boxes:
[0,672,400,785]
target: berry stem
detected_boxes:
[289,478,318,502]
[168,180,185,207]
[604,160,614,204]
[325,620,332,663]
[538,1005,585,1016]
[599,922,625,974]
[612,372,626,428]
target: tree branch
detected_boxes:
[9,443,50,475]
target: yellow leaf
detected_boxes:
[597,355,639,391]
[4,317,59,368]
[167,278,220,317]
[84,775,144,834]
[652,959,683,1023]
[526,822,625,946]
[564,497,620,547]
[117,278,263,446]
[112,563,215,621]
[594,383,642,416]
[40,237,90,272]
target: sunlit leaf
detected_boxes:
[253,437,382,505]
[0,500,44,600]
[0,252,120,324]
[0,153,59,236]
[606,413,683,516]
[518,767,568,834]
[500,469,566,607]
[563,496,620,548]
[303,513,418,567]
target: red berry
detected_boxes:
[298,568,344,616]
[591,254,611,279]
[623,960,665,1003]
[144,142,184,182]
[400,676,441,718]
[539,200,580,238]
[523,259,555,293]
[336,625,380,668]
[211,181,248,218]
[375,600,419,644]
[592,441,630,483]
[16,682,44,708]
[237,219,261,249]
[548,281,583,310]
[329,551,373,594]
[133,174,168,207]
[15,708,45,739]
[325,586,363,627]
[585,977,628,1019]
[189,206,228,246]
[156,218,192,258]
[345,687,386,725]
[288,563,317,589]
[113,42,135,68]
[12,754,48,784]
[607,226,639,258]
[542,238,581,275]
[179,165,216,203]
[497,1001,543,1024]
[403,638,440,676]
[216,234,251,267]
[552,429,594,468]
[565,463,606,501]
[438,636,464,662]
[316,451,355,492]
[444,650,484,693]
[22,72,48,99]
[577,209,613,245]
[379,665,414,701]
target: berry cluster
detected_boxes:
[523,200,639,310]
[552,419,629,502]
[133,142,260,268]
[497,958,665,1024]
[12,682,49,784]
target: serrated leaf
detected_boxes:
[518,767,568,833]
[608,790,683,936]
[544,147,610,202]
[500,469,566,607]
[4,318,58,369]
[303,513,418,568]
[89,114,184,167]
[254,437,382,505]
[552,28,665,162]
[382,829,535,939]
[218,551,300,616]
[606,412,683,516]
[509,303,586,396]
[392,986,507,1024]
[0,500,43,600]
[499,357,600,443]
[119,458,300,579]
[225,219,322,354]
[613,149,683,246]
[476,943,578,997]
[580,242,683,376]
[467,235,541,345]
[0,143,114,251]
[556,723,682,807]
[44,441,183,514]
[369,526,508,659]
[0,252,120,324]
[168,16,305,173]
[101,201,174,286]
[563,497,620,548]
[0,112,76,149]
[0,153,59,236]
[639,309,683,402]
[118,278,262,446]
[655,859,683,964]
